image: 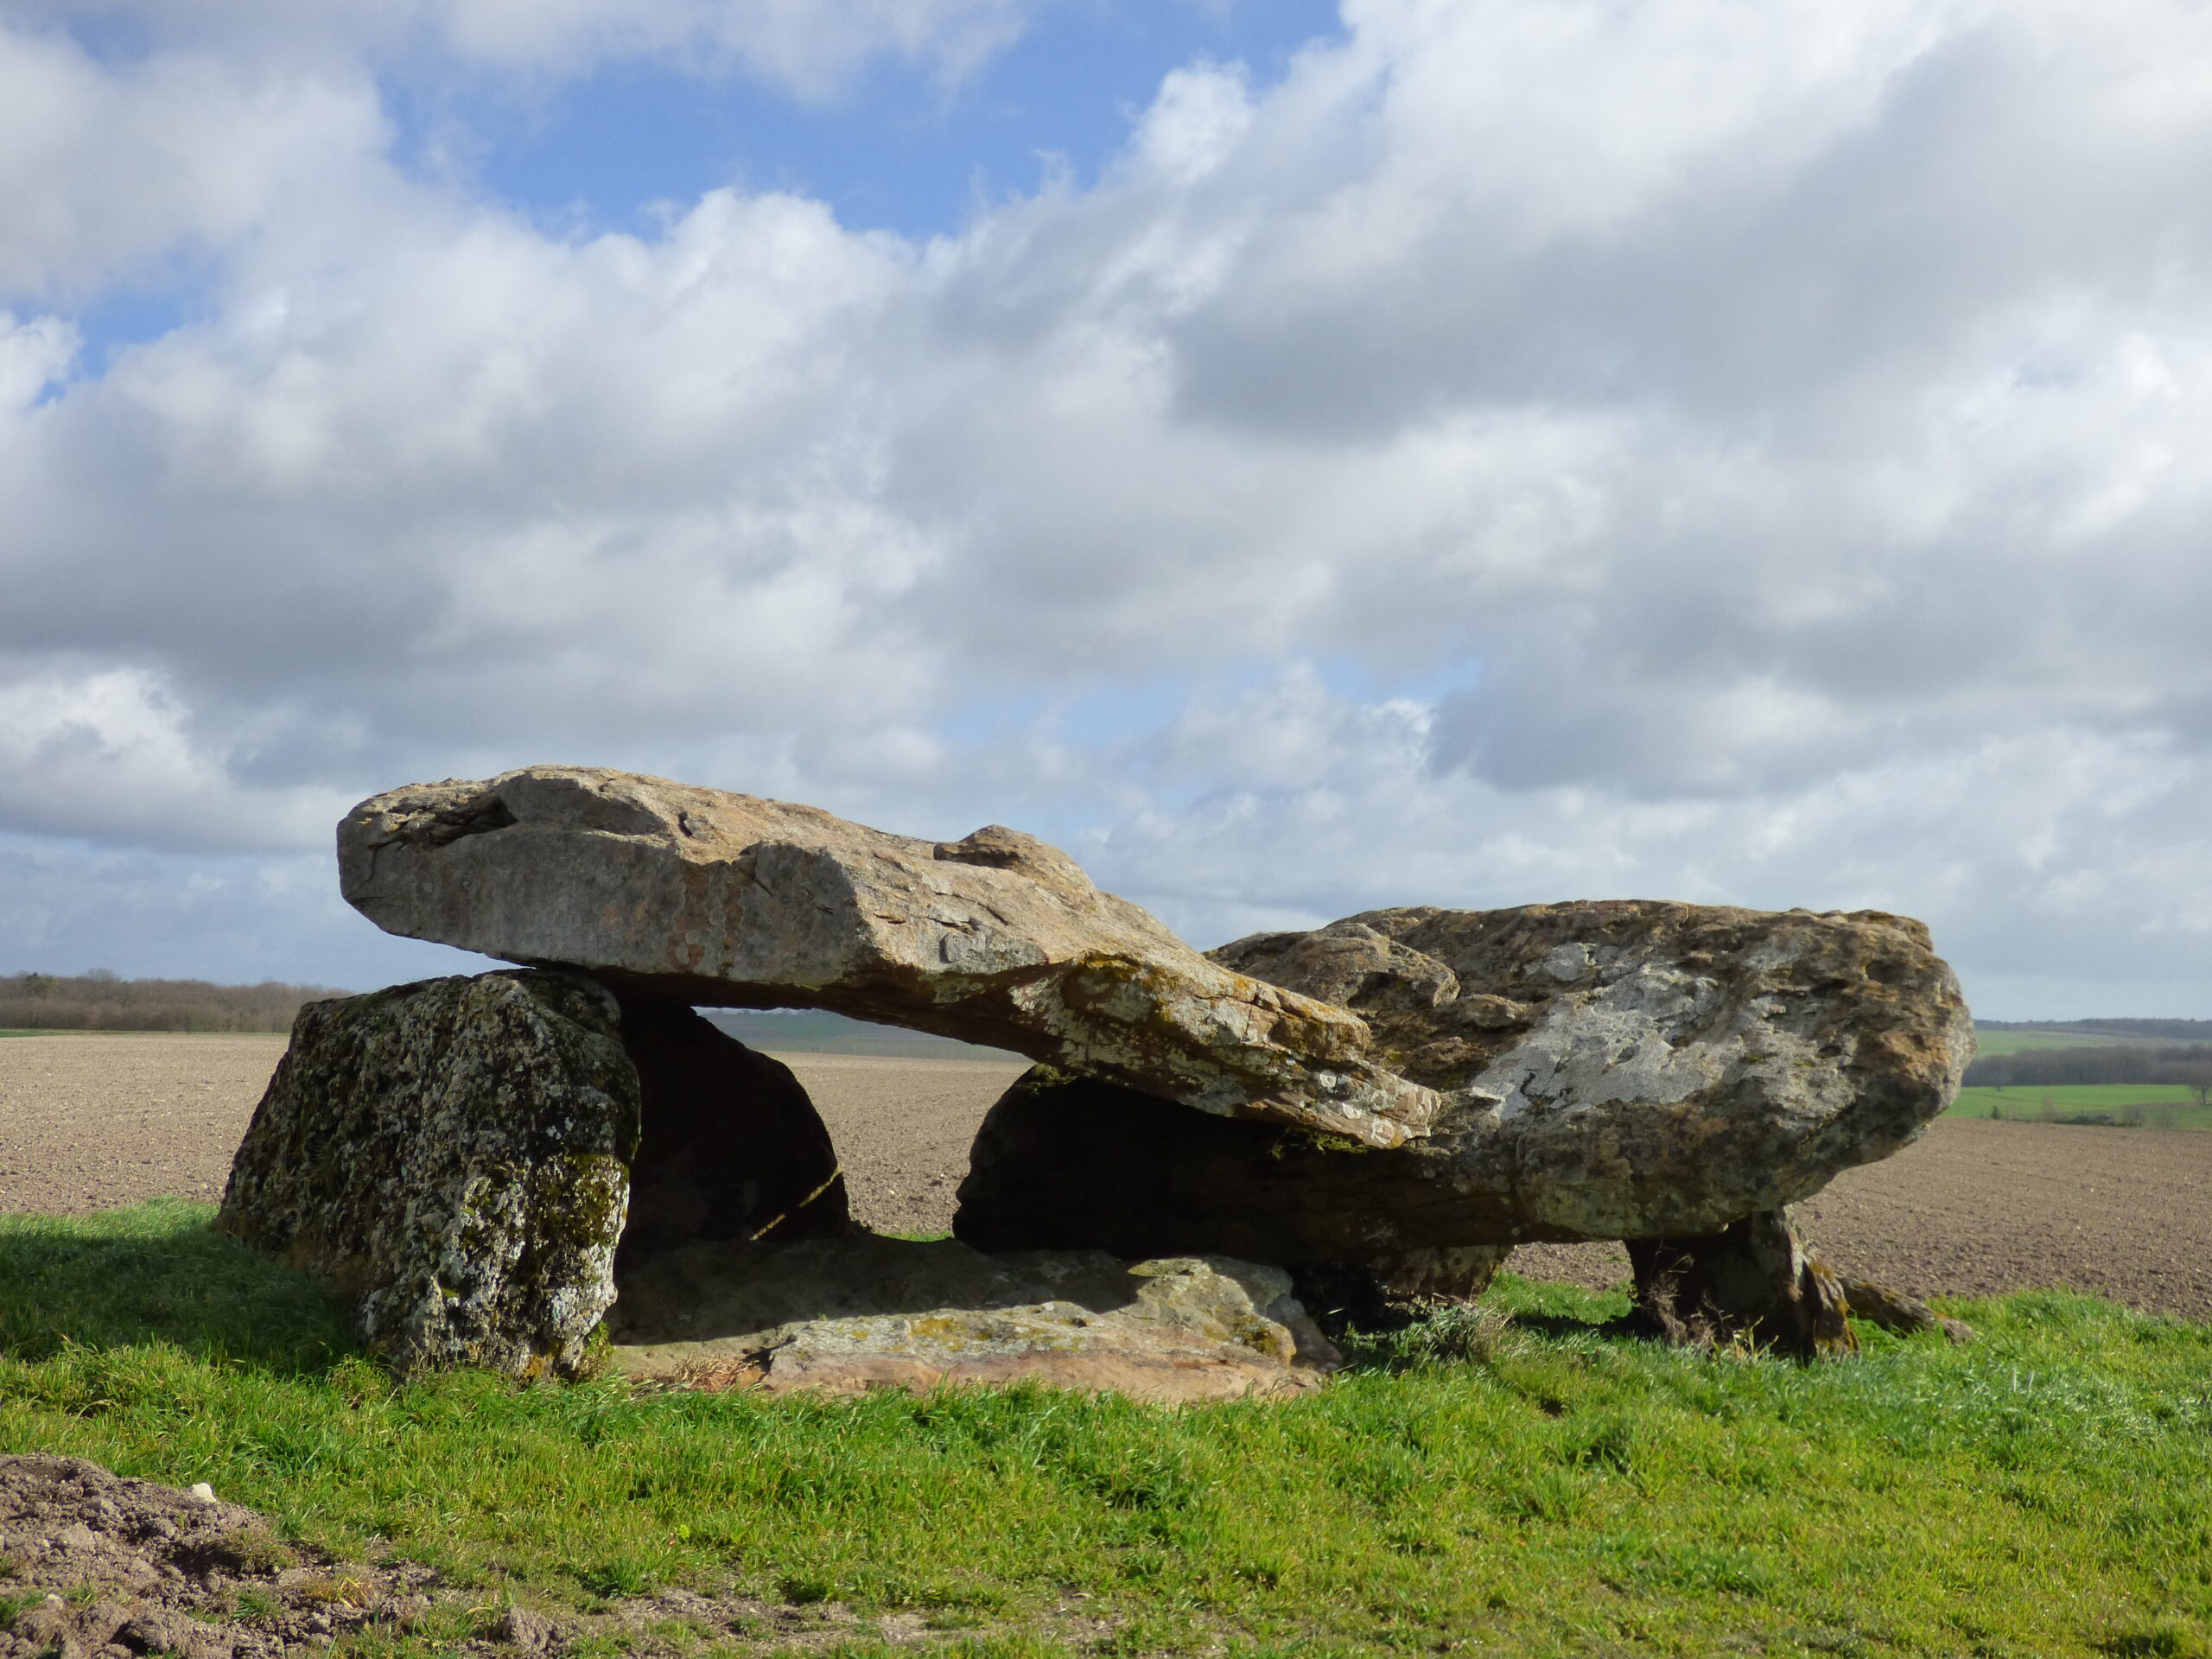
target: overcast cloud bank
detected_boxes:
[3,0,2209,1014]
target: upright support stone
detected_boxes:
[1626,1211,1858,1360]
[218,971,639,1379]
[219,970,853,1379]
[613,996,848,1274]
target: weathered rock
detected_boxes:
[957,902,1971,1305]
[1840,1276,1976,1344]
[219,969,854,1378]
[219,970,639,1378]
[613,995,847,1273]
[337,766,1438,1147]
[607,1234,1340,1402]
[1626,1209,1858,1359]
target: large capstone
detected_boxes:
[336,766,1437,1147]
[955,902,1972,1318]
[219,969,848,1379]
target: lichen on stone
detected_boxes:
[217,969,641,1379]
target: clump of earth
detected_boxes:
[0,1454,437,1658]
[0,1455,976,1658]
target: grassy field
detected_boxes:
[1,1202,2208,1657]
[1973,1030,2212,1056]
[1969,1032,2125,1057]
[1948,1084,2212,1129]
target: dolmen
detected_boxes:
[217,766,1974,1392]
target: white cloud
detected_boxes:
[10,0,1035,97]
[0,665,345,852]
[0,311,76,406]
[0,22,384,296]
[3,0,2212,1014]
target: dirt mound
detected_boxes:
[0,1455,1088,1656]
[0,1454,444,1656]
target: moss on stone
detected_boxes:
[217,970,640,1380]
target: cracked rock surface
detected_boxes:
[957,902,1972,1270]
[337,766,1437,1148]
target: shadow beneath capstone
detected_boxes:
[1498,1308,1651,1344]
[605,1232,1153,1351]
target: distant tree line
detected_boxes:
[0,971,344,1033]
[1966,1042,2212,1099]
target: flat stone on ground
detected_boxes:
[607,1234,1341,1402]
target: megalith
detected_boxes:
[218,971,639,1378]
[336,766,1437,1148]
[219,969,848,1379]
[254,768,1976,1374]
[956,902,1972,1352]
[613,995,849,1272]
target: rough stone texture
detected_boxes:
[957,903,1971,1296]
[607,1234,1340,1402]
[1840,1275,1976,1344]
[613,995,847,1274]
[338,766,1437,1147]
[218,970,639,1380]
[1626,1209,1858,1359]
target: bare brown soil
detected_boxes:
[0,1453,442,1658]
[0,1034,290,1214]
[3,1035,2206,1319]
[0,1454,993,1657]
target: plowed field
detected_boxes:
[3,1034,2205,1319]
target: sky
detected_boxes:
[3,0,2210,1018]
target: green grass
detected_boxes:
[1972,1032,2212,1056]
[3,1203,2209,1657]
[1970,1032,2119,1056]
[1948,1084,2212,1129]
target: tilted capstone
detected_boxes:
[955,900,1973,1344]
[337,766,1440,1147]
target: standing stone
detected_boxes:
[336,766,1439,1148]
[1626,1210,1858,1358]
[218,971,638,1379]
[613,995,848,1274]
[220,973,855,1379]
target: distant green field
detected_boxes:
[1949,1084,2212,1130]
[1972,1031,2124,1056]
[1972,1029,2212,1056]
